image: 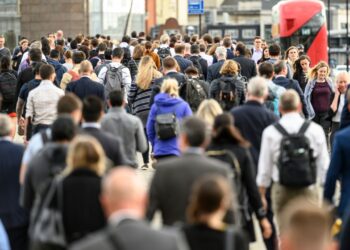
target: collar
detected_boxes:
[119,42,129,48]
[254,48,263,53]
[0,136,11,142]
[281,112,303,121]
[40,79,54,85]
[109,107,125,113]
[109,209,141,226]
[184,147,204,155]
[245,100,264,106]
[82,122,101,129]
[80,75,91,79]
[166,70,178,74]
[275,75,286,79]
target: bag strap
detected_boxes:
[298,121,311,135]
[207,150,241,176]
[225,226,235,250]
[107,226,124,250]
[274,123,289,137]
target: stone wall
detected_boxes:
[20,0,89,40]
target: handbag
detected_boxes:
[30,176,66,250]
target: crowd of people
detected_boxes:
[0,30,349,250]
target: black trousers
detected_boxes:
[261,186,278,250]
[330,122,340,150]
[312,112,331,138]
[142,128,150,164]
[6,225,28,250]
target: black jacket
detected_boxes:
[188,55,208,81]
[62,168,106,244]
[66,76,105,101]
[207,60,225,83]
[174,55,193,73]
[150,71,187,105]
[231,101,278,165]
[81,127,129,167]
[273,76,309,118]
[146,152,230,226]
[233,55,257,80]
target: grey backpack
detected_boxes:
[104,64,126,98]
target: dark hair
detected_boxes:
[202,34,213,44]
[51,115,77,142]
[97,42,107,52]
[199,44,206,53]
[162,57,177,70]
[146,35,152,41]
[294,55,311,74]
[82,96,103,122]
[72,51,86,64]
[131,31,137,38]
[0,56,10,71]
[138,31,145,37]
[269,43,281,57]
[145,41,152,50]
[29,48,42,62]
[235,42,246,56]
[109,90,123,107]
[185,66,199,76]
[274,60,287,75]
[183,35,191,43]
[121,35,131,44]
[258,62,274,79]
[57,93,82,114]
[91,38,99,48]
[105,49,112,60]
[181,117,207,147]
[214,36,221,44]
[190,44,200,54]
[75,34,83,44]
[33,62,45,75]
[39,64,55,80]
[78,45,90,59]
[212,113,250,147]
[187,175,231,223]
[89,49,98,58]
[50,49,60,59]
[56,39,64,46]
[70,40,78,50]
[112,47,124,58]
[175,44,185,54]
[223,37,232,48]
[41,37,51,56]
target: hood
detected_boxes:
[154,93,183,107]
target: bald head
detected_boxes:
[100,167,147,218]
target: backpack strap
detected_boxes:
[274,123,289,137]
[225,226,235,250]
[206,150,240,177]
[297,121,311,135]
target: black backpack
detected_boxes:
[157,47,171,62]
[186,78,208,112]
[189,56,204,79]
[155,103,181,140]
[0,71,17,104]
[206,149,250,227]
[274,121,317,188]
[215,78,239,111]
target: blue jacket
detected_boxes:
[324,126,350,217]
[47,58,67,84]
[146,93,192,157]
[174,55,193,73]
[340,85,350,129]
[0,140,28,228]
[66,76,105,101]
[304,78,334,120]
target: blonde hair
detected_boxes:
[65,135,106,176]
[308,61,330,80]
[135,56,162,90]
[160,34,170,44]
[220,60,239,75]
[196,99,223,127]
[160,79,179,97]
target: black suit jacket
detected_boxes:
[70,218,182,250]
[146,153,230,226]
[233,55,257,80]
[82,127,129,167]
[231,101,278,166]
[0,141,28,228]
[273,76,309,118]
[66,76,105,101]
[174,55,193,73]
[207,60,225,83]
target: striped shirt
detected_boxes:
[128,82,153,126]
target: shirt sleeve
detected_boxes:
[257,127,275,187]
[122,67,132,103]
[25,92,34,119]
[313,124,330,185]
[97,66,108,84]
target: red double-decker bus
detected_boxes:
[272,0,328,65]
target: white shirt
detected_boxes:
[252,48,263,64]
[26,80,64,125]
[333,94,345,123]
[119,42,134,57]
[97,62,131,103]
[200,52,213,67]
[257,112,329,187]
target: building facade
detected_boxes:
[0,0,20,49]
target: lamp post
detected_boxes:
[346,0,349,72]
[124,0,134,36]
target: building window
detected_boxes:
[225,29,239,39]
[242,29,257,39]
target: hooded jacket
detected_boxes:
[146,93,192,157]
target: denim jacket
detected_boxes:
[304,78,334,120]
